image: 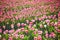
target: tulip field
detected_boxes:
[0,0,60,40]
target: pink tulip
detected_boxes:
[3,26,6,29]
[9,29,14,34]
[20,34,24,39]
[31,27,35,31]
[13,29,21,34]
[26,20,29,24]
[3,31,6,34]
[8,37,13,40]
[25,30,28,33]
[45,19,50,23]
[21,28,25,31]
[0,11,2,15]
[5,30,9,33]
[11,24,14,29]
[58,21,60,24]
[31,20,35,22]
[29,22,33,24]
[29,23,33,26]
[50,22,54,26]
[42,15,46,19]
[39,18,42,21]
[37,35,42,40]
[57,29,60,33]
[40,24,43,28]
[45,32,48,38]
[38,30,42,35]
[14,34,19,39]
[21,23,25,27]
[49,32,56,38]
[0,29,2,33]
[34,31,37,34]
[34,37,37,40]
[54,22,57,27]
[15,16,18,20]
[17,23,20,27]
[58,11,60,17]
[48,16,51,19]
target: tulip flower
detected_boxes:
[25,30,28,33]
[11,24,14,29]
[37,35,42,40]
[49,32,56,38]
[20,34,24,39]
[17,23,20,27]
[8,37,13,40]
[38,30,43,35]
[34,37,37,40]
[0,29,2,33]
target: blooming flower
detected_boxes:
[20,34,24,39]
[34,31,37,34]
[30,27,35,31]
[25,30,28,33]
[45,31,49,38]
[5,30,9,33]
[3,26,6,29]
[21,23,25,27]
[40,24,43,28]
[0,0,58,40]
[21,28,25,31]
[14,34,19,39]
[34,37,37,40]
[0,29,2,33]
[38,30,43,35]
[3,31,6,34]
[49,32,56,38]
[45,19,50,23]
[54,22,57,27]
[11,24,14,29]
[37,35,42,40]
[26,20,29,24]
[57,29,60,33]
[50,22,54,26]
[17,23,20,27]
[8,37,13,40]
[31,20,35,22]
[9,29,14,34]
[29,22,33,24]
[58,11,60,17]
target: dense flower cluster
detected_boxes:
[0,14,58,40]
[0,0,60,22]
[0,0,60,40]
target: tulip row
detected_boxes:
[0,14,58,40]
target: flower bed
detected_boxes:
[0,0,60,40]
[0,15,58,40]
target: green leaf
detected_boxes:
[4,34,9,40]
[42,36,47,40]
[24,36,29,40]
